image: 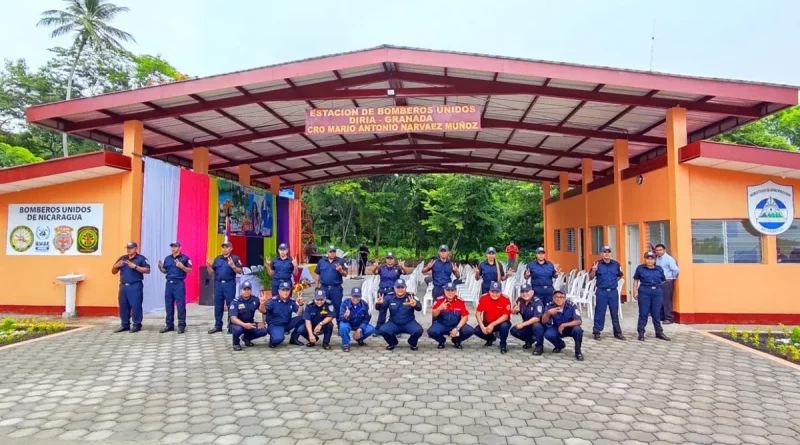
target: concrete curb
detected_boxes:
[698,329,800,372]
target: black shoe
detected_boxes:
[372,332,380,337]
[575,352,584,361]
[614,334,626,341]
[533,346,543,356]
[323,344,331,350]
[227,327,231,334]
[484,340,494,347]
[306,342,316,347]
[178,328,185,334]
[453,343,463,350]
[159,327,174,334]
[593,333,601,340]
[208,327,222,334]
[130,327,141,333]
[662,320,674,325]
[357,341,365,346]
[656,333,671,341]
[269,344,277,349]
[290,339,305,346]
[233,345,243,351]
[410,346,419,351]
[437,343,445,349]
[500,347,508,354]
[342,346,350,352]
[523,342,532,350]
[114,326,130,333]
[638,334,645,341]
[244,340,255,347]
[386,345,396,351]
[552,347,564,353]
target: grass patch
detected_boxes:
[714,324,800,364]
[0,318,71,346]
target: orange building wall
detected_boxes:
[0,174,125,313]
[620,168,670,224]
[585,185,616,266]
[546,193,584,271]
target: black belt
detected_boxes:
[167,280,185,284]
[321,284,340,288]
[647,286,658,290]
[121,282,141,286]
[275,278,291,282]
[217,279,233,284]
[534,285,550,289]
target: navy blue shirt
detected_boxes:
[527,260,557,287]
[211,254,242,281]
[544,301,582,327]
[378,264,403,289]
[304,301,335,326]
[265,297,300,326]
[633,265,666,288]
[271,257,294,281]
[116,254,150,284]
[594,259,623,289]
[477,261,505,284]
[340,298,371,326]
[432,259,454,286]
[229,296,261,323]
[316,257,345,286]
[517,297,544,322]
[376,294,421,325]
[163,253,191,281]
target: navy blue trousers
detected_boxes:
[268,316,304,346]
[292,322,333,345]
[375,287,395,329]
[510,323,545,346]
[378,320,424,347]
[320,284,343,323]
[532,285,554,306]
[593,288,622,336]
[473,321,511,347]
[119,281,143,329]
[427,321,474,345]
[213,280,236,329]
[544,325,583,352]
[164,280,186,330]
[231,325,268,346]
[637,287,664,335]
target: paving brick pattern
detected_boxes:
[1,295,799,444]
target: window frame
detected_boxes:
[555,229,562,251]
[566,228,576,253]
[590,226,604,255]
[690,219,763,264]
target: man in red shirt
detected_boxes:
[474,281,512,354]
[505,242,519,271]
[427,282,474,349]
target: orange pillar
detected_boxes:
[542,180,551,253]
[238,165,251,186]
[293,184,303,201]
[559,172,569,199]
[270,176,280,196]
[665,107,693,321]
[193,147,209,175]
[120,120,144,246]
[582,159,593,270]
[613,139,629,294]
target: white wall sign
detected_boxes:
[747,181,794,235]
[6,204,103,256]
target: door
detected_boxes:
[626,224,640,296]
[578,228,585,271]
[607,225,616,255]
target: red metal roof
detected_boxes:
[25,45,799,188]
[680,141,800,177]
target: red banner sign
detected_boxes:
[305,105,481,135]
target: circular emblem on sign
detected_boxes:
[754,197,788,231]
[77,226,99,253]
[35,226,51,240]
[9,226,34,252]
[53,226,74,254]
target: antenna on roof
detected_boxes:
[649,19,656,72]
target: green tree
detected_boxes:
[0,142,43,167]
[37,0,135,157]
[714,106,799,152]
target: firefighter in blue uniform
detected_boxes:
[206,242,243,334]
[524,247,558,306]
[542,290,584,360]
[422,245,460,299]
[314,245,347,323]
[370,252,413,333]
[375,279,424,350]
[474,247,511,295]
[112,241,150,333]
[291,289,335,349]
[158,241,192,334]
[427,282,474,349]
[339,287,375,351]
[509,283,545,352]
[266,243,296,297]
[589,246,626,341]
[633,252,671,342]
[265,282,305,347]
[229,281,269,351]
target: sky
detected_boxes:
[1,0,799,86]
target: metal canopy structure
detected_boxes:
[26,45,799,189]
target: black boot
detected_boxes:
[533,346,543,356]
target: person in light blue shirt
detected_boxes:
[654,244,679,324]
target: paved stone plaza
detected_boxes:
[1,288,799,445]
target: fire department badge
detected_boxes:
[76,226,99,253]
[9,225,34,253]
[53,226,74,254]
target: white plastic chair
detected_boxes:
[616,278,625,325]
[571,277,595,321]
[421,285,434,315]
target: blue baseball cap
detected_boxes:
[394,278,407,288]
[386,252,395,259]
[535,247,546,254]
[314,289,327,300]
[350,287,362,297]
[601,245,612,252]
[520,283,532,292]
[221,242,232,248]
[444,282,457,291]
[278,243,288,250]
[439,245,449,252]
[486,247,496,254]
[278,282,291,291]
[644,251,656,259]
[169,241,181,247]
[241,281,252,290]
[327,245,337,252]
[126,241,138,249]
[489,282,501,293]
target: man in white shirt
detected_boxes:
[655,244,679,324]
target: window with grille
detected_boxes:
[591,226,604,254]
[555,229,562,251]
[646,221,671,252]
[691,220,762,264]
[566,228,576,252]
[777,219,800,263]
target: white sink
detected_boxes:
[55,274,86,318]
[55,274,86,284]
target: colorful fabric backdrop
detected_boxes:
[176,169,209,304]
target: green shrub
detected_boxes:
[730,327,738,340]
[791,345,800,361]
[780,323,790,337]
[791,327,800,345]
[1,318,15,332]
[767,337,776,350]
[741,331,750,344]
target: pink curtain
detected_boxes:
[177,169,210,304]
[288,199,301,261]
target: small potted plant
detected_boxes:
[252,268,273,298]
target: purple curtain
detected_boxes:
[277,197,290,249]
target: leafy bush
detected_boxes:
[730,326,738,340]
[791,327,800,345]
[1,318,16,332]
[741,331,750,344]
[751,327,761,347]
[767,337,776,350]
[0,318,65,343]
[791,345,800,361]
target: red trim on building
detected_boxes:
[622,155,668,180]
[0,305,118,317]
[675,312,800,325]
[0,151,130,185]
[679,140,800,170]
[587,175,615,192]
